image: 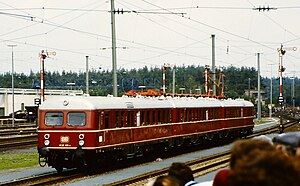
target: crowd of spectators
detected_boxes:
[149,132,300,186]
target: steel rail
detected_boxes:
[0,135,37,151]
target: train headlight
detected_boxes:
[44,140,50,146]
[79,140,85,146]
[79,134,85,140]
[44,134,50,139]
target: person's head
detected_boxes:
[168,162,194,184]
[230,138,275,169]
[213,169,231,186]
[273,132,300,157]
[152,175,183,186]
[228,150,300,186]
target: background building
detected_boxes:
[0,88,83,116]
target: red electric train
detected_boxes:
[37,95,255,172]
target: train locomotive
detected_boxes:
[37,95,255,172]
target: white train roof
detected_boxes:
[39,95,254,111]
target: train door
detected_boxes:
[99,110,113,129]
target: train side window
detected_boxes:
[120,111,124,127]
[153,110,158,124]
[166,110,170,123]
[127,111,132,127]
[200,108,204,120]
[123,111,128,127]
[147,110,153,125]
[194,108,198,121]
[68,112,86,126]
[178,109,182,122]
[145,110,150,125]
[140,111,144,125]
[116,111,119,127]
[157,110,161,124]
[99,111,104,129]
[225,108,230,118]
[161,110,165,124]
[104,112,109,128]
[45,112,63,126]
[186,109,189,122]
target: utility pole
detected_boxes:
[268,63,274,118]
[172,65,176,97]
[291,74,295,116]
[162,64,167,95]
[211,34,216,95]
[7,44,17,127]
[111,0,118,97]
[248,78,251,97]
[277,44,297,133]
[257,53,261,120]
[86,56,89,94]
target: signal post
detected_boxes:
[39,50,56,103]
[277,45,296,133]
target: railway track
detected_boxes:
[0,122,36,129]
[251,118,298,136]
[107,151,230,186]
[0,128,37,136]
[0,168,81,186]
[0,122,37,150]
[0,135,37,151]
[1,119,298,185]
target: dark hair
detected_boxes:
[153,175,183,186]
[228,150,300,186]
[230,139,275,169]
[168,162,194,184]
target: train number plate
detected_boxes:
[60,136,69,143]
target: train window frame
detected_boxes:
[45,112,63,126]
[67,112,86,127]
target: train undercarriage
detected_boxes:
[38,127,253,173]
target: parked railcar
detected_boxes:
[37,95,255,172]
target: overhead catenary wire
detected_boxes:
[0,0,300,76]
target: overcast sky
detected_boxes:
[1,0,300,78]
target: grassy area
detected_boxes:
[0,153,38,170]
[254,118,271,125]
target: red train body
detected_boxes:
[37,95,255,172]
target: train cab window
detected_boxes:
[68,112,86,126]
[45,112,63,126]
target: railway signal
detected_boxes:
[277,44,296,133]
[162,63,175,96]
[39,50,56,103]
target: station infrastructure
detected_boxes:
[0,88,83,117]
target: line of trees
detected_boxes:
[0,65,299,107]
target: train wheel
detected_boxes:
[175,138,184,147]
[190,135,198,144]
[219,131,229,138]
[55,166,63,173]
[168,139,175,148]
[206,133,214,141]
